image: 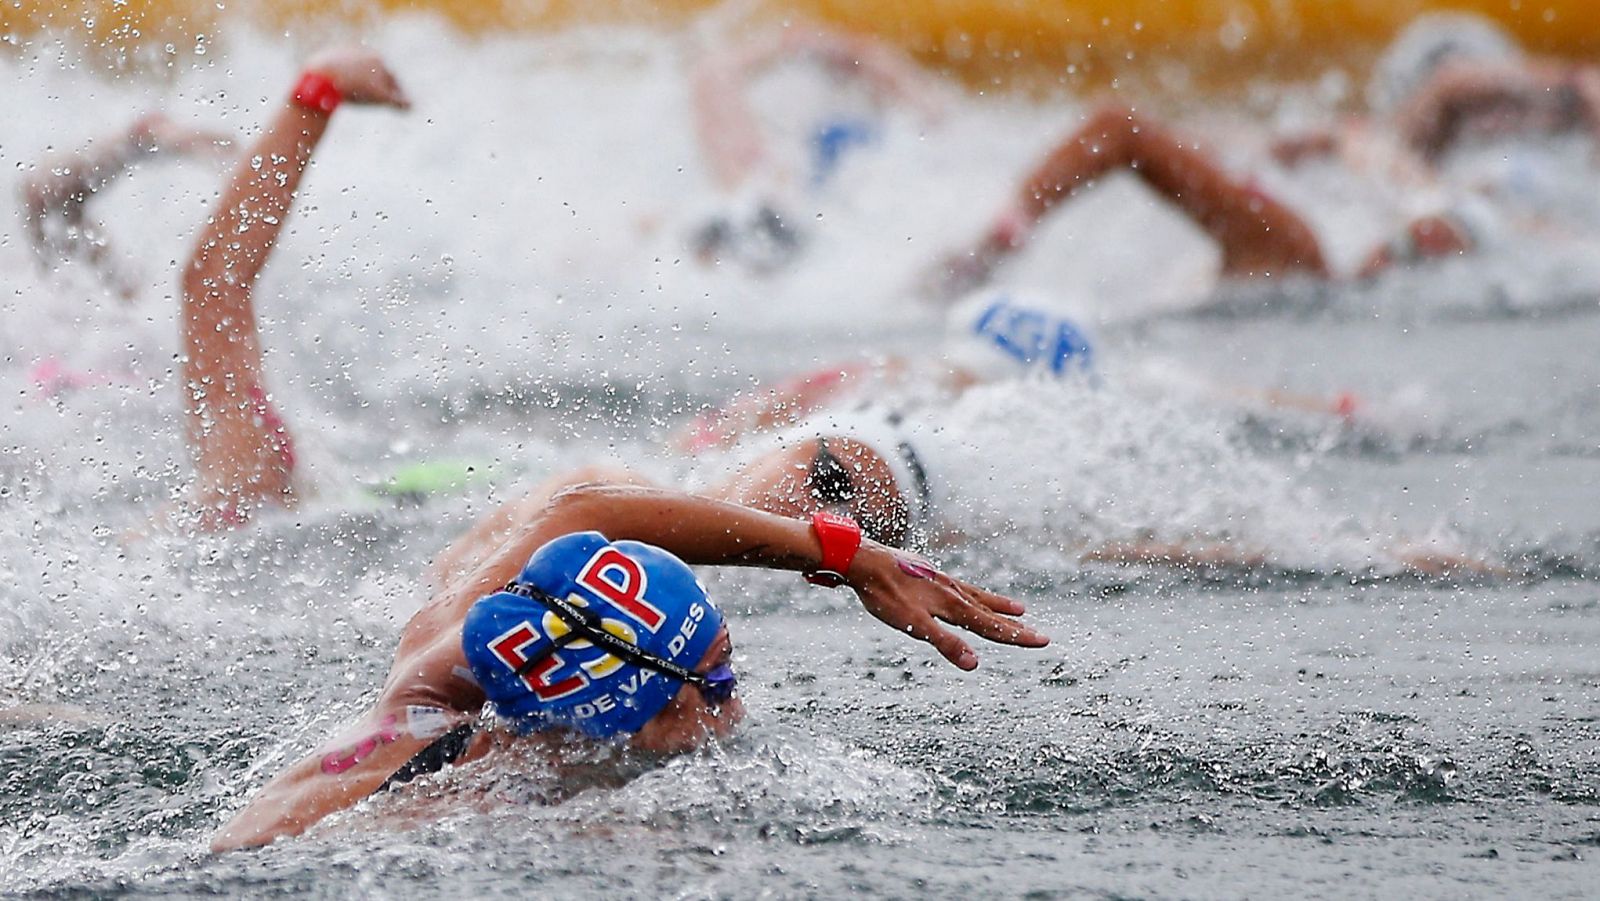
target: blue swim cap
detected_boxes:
[944,287,1096,380]
[461,532,724,739]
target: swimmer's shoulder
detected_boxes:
[387,619,482,713]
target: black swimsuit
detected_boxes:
[807,437,857,510]
[380,723,477,791]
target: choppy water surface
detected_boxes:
[3,20,1598,899]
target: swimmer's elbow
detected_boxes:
[209,813,283,855]
[544,482,625,519]
[208,826,251,855]
[540,482,658,532]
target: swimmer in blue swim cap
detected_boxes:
[213,483,1048,852]
[461,532,734,740]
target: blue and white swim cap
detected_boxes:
[943,287,1096,381]
[461,532,724,739]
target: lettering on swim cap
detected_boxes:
[575,547,666,632]
[463,533,727,738]
[487,620,591,702]
[482,554,701,707]
[971,300,1094,376]
[565,669,660,721]
[666,601,707,658]
[554,602,710,722]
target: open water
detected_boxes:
[1,18,1597,899]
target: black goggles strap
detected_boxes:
[502,581,711,690]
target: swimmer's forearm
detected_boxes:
[212,703,471,853]
[691,59,765,190]
[544,485,831,572]
[21,122,155,226]
[431,485,836,620]
[1573,68,1600,139]
[183,101,329,305]
[438,485,1046,670]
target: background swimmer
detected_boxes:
[920,103,1484,300]
[924,14,1600,301]
[1365,13,1600,164]
[661,287,1490,574]
[171,46,409,528]
[20,113,232,299]
[688,22,945,272]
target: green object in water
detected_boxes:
[368,460,494,499]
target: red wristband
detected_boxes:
[804,511,862,588]
[291,71,342,115]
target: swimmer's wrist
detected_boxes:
[842,542,894,587]
[291,71,343,116]
[803,511,862,588]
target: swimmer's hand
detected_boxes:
[845,544,1049,670]
[305,46,412,110]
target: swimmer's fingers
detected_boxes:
[933,587,1050,650]
[306,46,412,110]
[853,579,979,670]
[905,560,1028,619]
[905,613,980,672]
[373,67,412,110]
[946,576,1027,618]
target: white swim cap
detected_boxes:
[943,287,1096,381]
[1369,13,1523,115]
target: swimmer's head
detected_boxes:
[1369,13,1523,115]
[462,532,738,744]
[942,287,1096,382]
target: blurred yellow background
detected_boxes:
[7,0,1598,84]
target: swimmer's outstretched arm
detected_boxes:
[178,48,408,524]
[691,36,776,191]
[210,685,485,854]
[925,103,1329,300]
[669,358,908,452]
[425,484,1050,671]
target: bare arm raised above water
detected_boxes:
[921,103,1331,301]
[1394,60,1600,162]
[21,113,232,296]
[179,47,409,528]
